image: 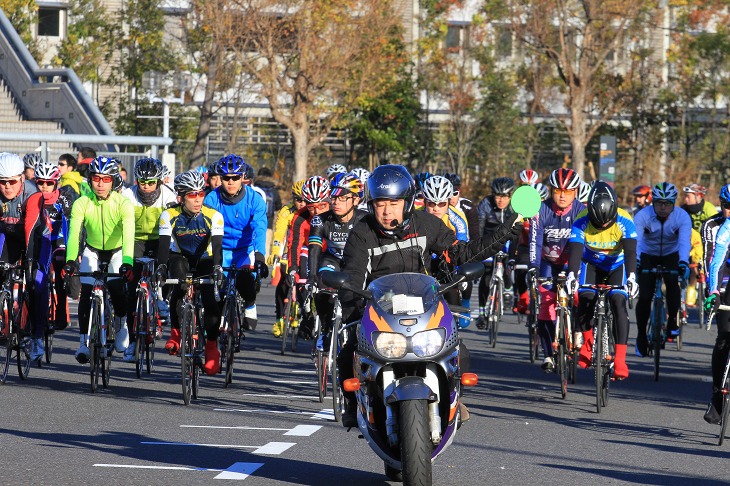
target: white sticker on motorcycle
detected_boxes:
[392,294,424,315]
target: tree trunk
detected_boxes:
[190,49,222,169]
[292,127,309,184]
[570,107,588,180]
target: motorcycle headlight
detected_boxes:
[374,332,408,359]
[412,329,445,357]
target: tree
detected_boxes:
[210,0,405,182]
[484,0,659,179]
[1,0,41,62]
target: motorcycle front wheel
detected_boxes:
[399,399,432,485]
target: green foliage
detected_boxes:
[54,0,112,82]
[1,0,42,61]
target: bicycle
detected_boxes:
[481,251,508,348]
[526,271,540,363]
[697,263,706,329]
[706,302,730,445]
[44,261,58,364]
[281,272,302,355]
[76,264,119,393]
[164,274,215,405]
[0,262,32,382]
[132,258,160,378]
[641,266,683,382]
[579,284,624,413]
[539,273,576,398]
[219,267,246,387]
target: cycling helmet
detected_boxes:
[443,172,462,189]
[632,184,650,196]
[326,164,347,179]
[207,162,218,175]
[683,183,707,195]
[548,168,581,190]
[134,157,164,181]
[651,182,678,203]
[519,169,539,185]
[491,177,515,195]
[330,173,364,198]
[89,156,120,176]
[195,165,208,174]
[531,182,550,201]
[113,174,125,192]
[174,170,206,193]
[34,161,61,181]
[350,167,370,184]
[215,154,246,176]
[0,153,24,177]
[292,179,306,198]
[587,181,618,228]
[367,164,417,220]
[578,181,591,203]
[23,153,43,170]
[414,172,431,190]
[242,163,255,180]
[720,184,730,204]
[422,175,453,204]
[160,165,171,180]
[301,176,330,203]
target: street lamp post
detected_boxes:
[142,71,188,154]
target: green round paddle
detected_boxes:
[510,185,542,219]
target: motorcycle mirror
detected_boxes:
[456,262,486,280]
[320,271,350,289]
[343,378,361,392]
[461,373,478,387]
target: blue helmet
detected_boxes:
[194,165,208,174]
[367,165,416,223]
[413,172,431,191]
[89,156,120,176]
[720,184,730,204]
[215,154,247,176]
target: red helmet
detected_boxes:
[632,185,652,204]
[548,168,581,191]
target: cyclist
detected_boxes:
[326,164,347,181]
[280,176,331,338]
[337,164,522,427]
[0,153,38,265]
[120,158,177,362]
[566,182,637,380]
[23,161,77,359]
[631,185,652,216]
[269,180,307,337]
[204,154,268,331]
[577,181,591,205]
[157,171,225,375]
[350,168,370,211]
[682,183,716,233]
[476,177,517,328]
[529,168,584,372]
[63,157,135,363]
[445,173,479,242]
[702,185,730,424]
[207,162,222,190]
[307,173,366,342]
[413,172,431,210]
[22,153,41,182]
[633,182,692,357]
[519,169,540,186]
[532,182,550,202]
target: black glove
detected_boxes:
[156,263,168,284]
[63,260,78,278]
[254,252,269,279]
[119,263,134,282]
[213,265,224,287]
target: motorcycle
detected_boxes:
[322,262,483,485]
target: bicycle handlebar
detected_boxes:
[706,303,730,331]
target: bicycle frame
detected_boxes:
[133,258,158,377]
[641,266,681,381]
[0,262,31,382]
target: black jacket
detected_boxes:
[339,210,520,322]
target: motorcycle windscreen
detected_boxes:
[368,272,440,315]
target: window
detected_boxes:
[445,23,470,52]
[495,25,513,58]
[38,8,60,37]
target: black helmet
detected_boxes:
[367,165,416,223]
[443,172,462,189]
[587,181,618,228]
[491,177,515,195]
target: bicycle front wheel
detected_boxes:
[281,299,292,356]
[44,328,53,364]
[331,326,343,422]
[594,318,604,414]
[652,299,664,382]
[719,375,730,446]
[557,314,568,399]
[90,298,102,393]
[180,308,193,405]
[0,293,11,383]
[134,296,147,379]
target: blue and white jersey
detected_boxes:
[529,199,584,272]
[707,216,730,292]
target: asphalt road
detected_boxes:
[0,282,727,485]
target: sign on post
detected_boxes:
[599,136,616,187]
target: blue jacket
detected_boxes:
[204,186,267,267]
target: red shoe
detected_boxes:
[204,340,221,375]
[165,328,181,355]
[613,344,629,379]
[578,331,593,369]
[513,291,530,314]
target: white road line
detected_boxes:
[140,441,296,455]
[284,425,322,436]
[214,462,265,480]
[238,393,330,400]
[94,464,222,471]
[291,370,316,374]
[311,409,335,421]
[273,380,317,384]
[215,408,316,415]
[180,424,322,437]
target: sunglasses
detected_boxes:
[553,188,576,195]
[91,174,114,184]
[653,200,673,207]
[221,175,242,182]
[57,162,68,167]
[293,197,304,203]
[36,179,56,187]
[306,202,329,211]
[0,178,21,187]
[331,194,354,202]
[138,179,158,187]
[452,190,460,197]
[184,190,206,199]
[425,201,448,208]
[722,202,730,210]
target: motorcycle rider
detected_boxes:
[337,164,523,427]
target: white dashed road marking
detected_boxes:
[140,441,296,454]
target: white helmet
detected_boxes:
[350,167,370,184]
[531,182,550,201]
[422,175,453,204]
[0,153,24,178]
[326,164,347,179]
[578,181,591,203]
